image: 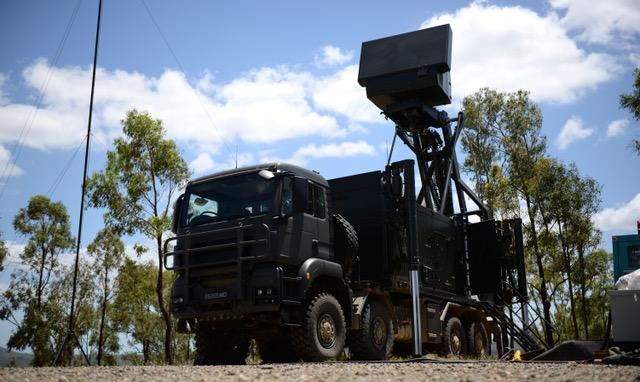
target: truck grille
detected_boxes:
[163,223,271,271]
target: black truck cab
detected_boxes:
[166,163,348,329]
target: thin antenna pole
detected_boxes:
[55,0,102,365]
[235,145,238,169]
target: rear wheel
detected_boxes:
[194,323,249,365]
[443,317,466,356]
[467,320,490,357]
[349,299,394,360]
[291,292,346,361]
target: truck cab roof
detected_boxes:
[189,162,329,187]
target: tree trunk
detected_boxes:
[97,265,109,365]
[557,223,579,339]
[524,195,554,347]
[577,245,589,339]
[156,234,173,364]
[143,339,149,365]
[37,245,47,310]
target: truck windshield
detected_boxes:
[183,172,276,227]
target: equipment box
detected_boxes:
[608,290,640,342]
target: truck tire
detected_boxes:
[331,213,358,278]
[257,332,299,363]
[291,292,346,361]
[467,320,490,357]
[349,299,394,360]
[194,323,249,365]
[443,317,466,356]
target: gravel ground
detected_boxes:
[1,361,638,382]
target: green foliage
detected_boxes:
[86,109,189,364]
[87,227,125,365]
[484,164,519,220]
[619,68,640,121]
[461,88,503,203]
[619,68,640,154]
[0,196,75,365]
[86,109,189,238]
[112,258,165,364]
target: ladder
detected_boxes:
[479,301,543,353]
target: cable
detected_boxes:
[139,0,234,157]
[46,135,87,197]
[0,0,83,201]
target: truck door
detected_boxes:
[304,182,330,260]
[312,185,331,260]
[281,179,327,261]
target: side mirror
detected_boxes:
[172,194,184,234]
[292,177,308,214]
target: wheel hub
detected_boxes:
[372,316,387,349]
[451,333,461,354]
[317,313,336,348]
[475,331,485,355]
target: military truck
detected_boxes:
[165,24,539,364]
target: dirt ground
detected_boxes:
[0,361,638,381]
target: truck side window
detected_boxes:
[305,183,327,219]
[316,187,326,219]
[306,183,315,215]
[281,177,293,215]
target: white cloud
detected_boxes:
[606,118,629,138]
[549,0,640,45]
[594,193,640,232]
[0,145,23,177]
[261,140,376,166]
[315,45,353,67]
[0,60,355,153]
[190,152,216,174]
[421,2,619,104]
[196,69,216,93]
[294,140,375,159]
[312,65,382,124]
[190,151,255,175]
[557,115,593,149]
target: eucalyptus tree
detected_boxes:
[113,257,165,364]
[0,195,74,365]
[86,109,189,364]
[87,227,125,365]
[462,89,553,346]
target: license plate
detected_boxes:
[204,290,228,300]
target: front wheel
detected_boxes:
[291,292,346,361]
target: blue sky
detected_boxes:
[0,0,639,348]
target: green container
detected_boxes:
[613,234,640,282]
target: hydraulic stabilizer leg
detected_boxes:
[410,268,422,356]
[402,160,422,356]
